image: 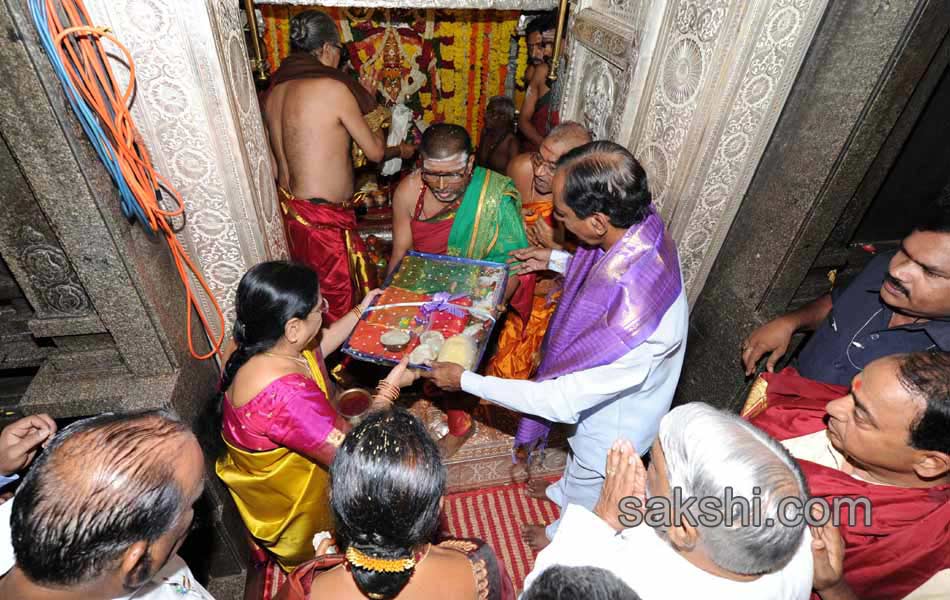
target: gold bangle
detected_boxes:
[377,385,399,400]
[371,395,394,407]
[376,380,400,402]
[351,306,363,319]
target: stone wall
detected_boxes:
[676,0,949,410]
[559,0,829,306]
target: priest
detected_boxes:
[263,10,414,323]
[389,123,533,457]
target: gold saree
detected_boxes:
[215,350,337,571]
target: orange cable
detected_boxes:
[45,0,225,360]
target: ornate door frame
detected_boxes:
[560,0,829,306]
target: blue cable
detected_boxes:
[28,0,155,234]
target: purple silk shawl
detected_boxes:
[514,211,682,459]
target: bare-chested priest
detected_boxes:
[264,10,415,323]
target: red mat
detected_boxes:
[260,480,560,598]
[441,480,560,591]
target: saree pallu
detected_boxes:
[447,166,529,265]
[279,188,377,324]
[216,350,339,572]
[447,166,536,352]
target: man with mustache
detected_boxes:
[742,208,950,385]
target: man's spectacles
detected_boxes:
[531,152,557,174]
[421,169,469,187]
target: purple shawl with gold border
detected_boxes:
[514,211,682,457]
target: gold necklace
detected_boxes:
[263,351,308,366]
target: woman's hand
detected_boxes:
[321,289,384,356]
[386,355,420,388]
[370,357,421,411]
[313,532,338,557]
[358,289,384,314]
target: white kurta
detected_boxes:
[524,503,814,600]
[461,250,689,537]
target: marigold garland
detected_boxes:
[259,6,522,142]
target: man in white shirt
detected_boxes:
[0,411,214,600]
[424,141,687,550]
[523,403,814,600]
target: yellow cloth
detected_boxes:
[486,293,558,380]
[215,350,335,571]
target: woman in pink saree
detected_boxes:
[202,261,414,571]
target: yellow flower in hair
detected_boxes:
[345,546,416,573]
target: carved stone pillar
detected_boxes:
[0,0,268,594]
[560,0,829,305]
[79,0,288,335]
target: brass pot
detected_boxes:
[334,387,373,426]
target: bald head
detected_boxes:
[546,121,592,150]
[532,122,593,195]
[11,411,199,588]
[421,123,472,160]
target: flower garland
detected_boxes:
[259,6,522,142]
[513,33,529,109]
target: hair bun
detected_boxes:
[289,21,305,43]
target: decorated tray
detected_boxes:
[342,251,508,370]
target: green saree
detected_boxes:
[446,166,528,263]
